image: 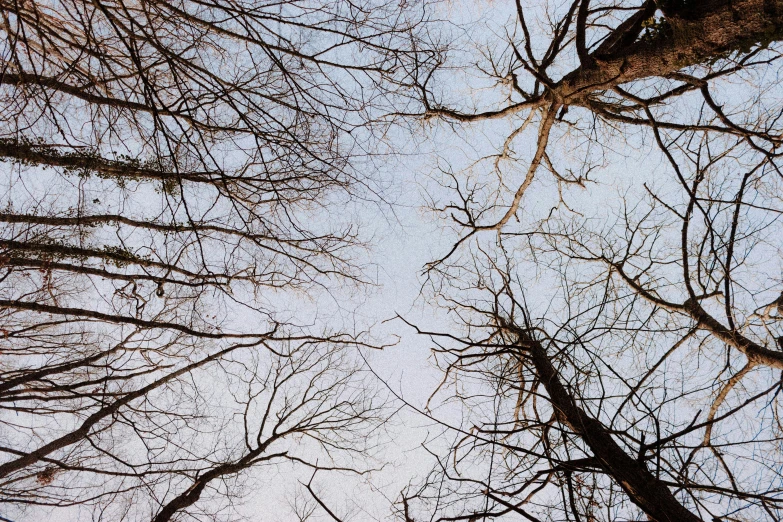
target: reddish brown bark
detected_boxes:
[558,0,783,102]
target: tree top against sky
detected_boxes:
[2,1,783,521]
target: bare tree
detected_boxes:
[411,0,782,266]
[399,242,783,520]
[0,0,431,519]
[396,1,783,521]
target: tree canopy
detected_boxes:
[2,1,783,521]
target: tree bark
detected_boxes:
[510,326,703,522]
[557,0,783,102]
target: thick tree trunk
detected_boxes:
[511,327,703,522]
[558,0,783,102]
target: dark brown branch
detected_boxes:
[506,322,702,522]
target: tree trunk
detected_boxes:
[511,327,703,522]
